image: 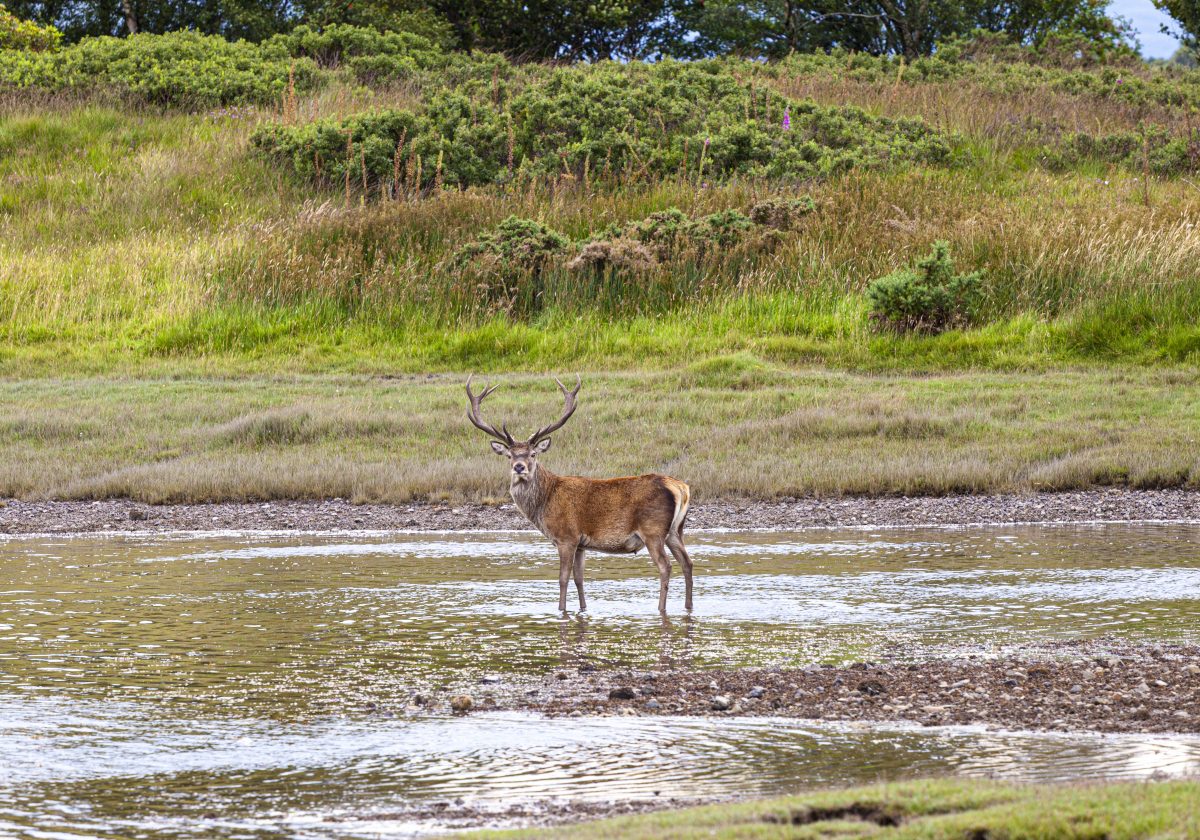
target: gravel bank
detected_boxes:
[2,488,1199,534]
[435,642,1200,735]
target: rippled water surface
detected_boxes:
[2,523,1199,837]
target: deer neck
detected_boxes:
[510,466,558,533]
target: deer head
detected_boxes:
[466,375,581,484]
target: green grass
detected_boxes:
[3,89,1200,375]
[460,778,1200,839]
[1,366,1195,502]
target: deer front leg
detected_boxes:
[646,537,671,614]
[556,542,576,613]
[572,547,587,611]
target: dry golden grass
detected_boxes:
[0,364,1194,503]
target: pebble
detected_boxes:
[450,695,473,712]
[645,699,661,710]
[711,695,732,711]
[747,686,766,699]
[857,680,886,697]
[608,686,637,700]
[480,674,502,684]
[1186,665,1200,676]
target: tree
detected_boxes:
[675,0,1135,59]
[671,1,884,57]
[428,0,670,60]
[1155,0,1200,50]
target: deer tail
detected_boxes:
[667,480,690,537]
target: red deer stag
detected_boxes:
[466,375,693,613]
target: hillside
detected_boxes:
[1,29,1200,375]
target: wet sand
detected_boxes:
[414,641,1200,736]
[2,487,1199,534]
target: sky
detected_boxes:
[1110,0,1181,57]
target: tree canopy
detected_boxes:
[0,0,1157,60]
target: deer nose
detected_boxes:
[513,463,526,473]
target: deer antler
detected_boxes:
[528,374,581,445]
[465,375,514,445]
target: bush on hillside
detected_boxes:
[0,4,61,52]
[0,31,317,107]
[452,216,569,274]
[867,242,982,334]
[770,46,1200,111]
[252,60,951,195]
[1041,127,1200,175]
[269,23,446,84]
[749,196,817,229]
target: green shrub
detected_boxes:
[1042,127,1200,176]
[252,60,951,195]
[269,23,446,84]
[867,242,983,334]
[453,216,569,273]
[0,31,317,107]
[0,4,61,52]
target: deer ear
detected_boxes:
[490,441,511,457]
[533,437,552,453]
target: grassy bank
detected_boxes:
[462,778,1200,839]
[1,366,1195,502]
[4,46,1200,374]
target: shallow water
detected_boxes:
[1,523,1199,837]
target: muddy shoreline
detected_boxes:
[403,642,1200,736]
[2,488,1199,534]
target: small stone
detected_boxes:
[1154,679,1169,688]
[711,695,732,711]
[608,686,637,700]
[129,508,150,521]
[1069,685,1083,694]
[555,672,568,680]
[480,674,502,684]
[857,680,886,697]
[708,681,720,691]
[1004,669,1027,681]
[450,695,473,712]
[747,686,766,699]
[645,699,661,710]
[1185,665,1200,676]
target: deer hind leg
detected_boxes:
[572,547,587,611]
[645,536,672,614]
[666,532,693,611]
[556,543,576,613]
